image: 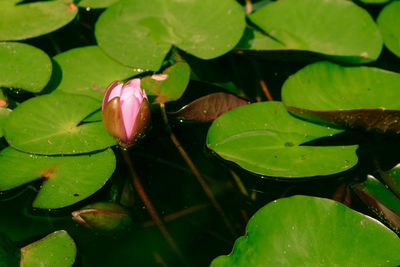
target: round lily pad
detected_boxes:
[4,93,115,155]
[244,0,382,63]
[0,42,52,93]
[211,195,400,266]
[95,0,245,70]
[282,61,400,132]
[49,46,142,101]
[0,147,115,209]
[20,230,76,267]
[0,0,78,41]
[377,1,400,58]
[141,62,190,104]
[207,101,358,178]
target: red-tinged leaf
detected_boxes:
[170,92,249,122]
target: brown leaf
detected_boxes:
[286,106,400,133]
[170,92,249,122]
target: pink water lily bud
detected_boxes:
[102,78,150,148]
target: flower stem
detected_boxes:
[121,150,187,264]
[159,103,236,237]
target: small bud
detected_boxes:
[102,79,150,148]
[72,202,132,232]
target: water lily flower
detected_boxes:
[102,78,150,148]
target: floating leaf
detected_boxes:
[359,0,391,4]
[95,0,245,70]
[49,46,142,101]
[0,0,78,41]
[352,175,400,232]
[207,102,358,178]
[20,231,76,267]
[211,195,400,266]
[0,147,115,209]
[380,163,400,198]
[241,0,382,63]
[4,93,115,155]
[170,92,248,122]
[78,0,119,9]
[0,108,11,138]
[0,42,52,93]
[141,62,190,104]
[282,61,400,132]
[377,1,400,58]
[0,233,20,267]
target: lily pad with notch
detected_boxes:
[282,61,400,133]
[141,62,190,104]
[207,101,358,178]
[211,195,400,266]
[95,0,245,70]
[0,42,52,93]
[20,230,76,267]
[0,147,115,209]
[4,93,116,155]
[0,0,78,41]
[48,46,142,101]
[238,0,382,64]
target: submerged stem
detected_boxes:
[159,103,236,237]
[121,150,187,264]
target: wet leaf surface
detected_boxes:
[211,195,400,266]
[169,92,248,122]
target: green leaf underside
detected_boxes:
[244,0,382,63]
[78,0,119,9]
[141,62,191,103]
[0,0,78,41]
[0,107,11,138]
[282,61,400,132]
[0,42,52,93]
[207,102,358,178]
[4,93,115,155]
[211,195,400,267]
[95,0,245,70]
[377,1,400,58]
[21,231,76,267]
[0,147,115,209]
[352,175,400,232]
[50,46,142,101]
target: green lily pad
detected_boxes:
[377,1,400,58]
[4,93,115,155]
[0,108,11,138]
[242,0,382,63]
[211,195,400,266]
[0,42,52,93]
[282,61,400,132]
[207,101,358,178]
[0,147,115,209]
[49,46,142,101]
[352,175,400,232]
[78,0,119,9]
[141,62,190,104]
[95,0,245,70]
[359,0,391,4]
[0,0,78,41]
[20,230,76,267]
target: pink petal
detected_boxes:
[120,94,141,142]
[102,81,123,110]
